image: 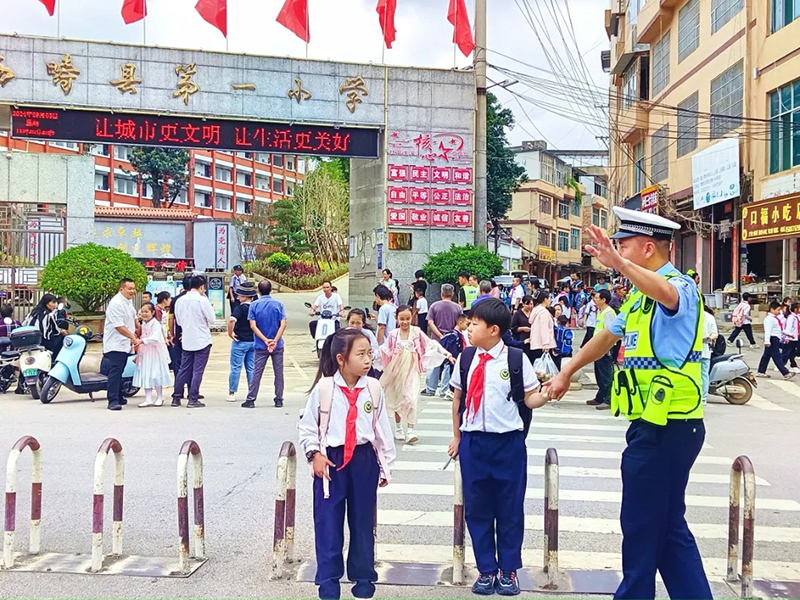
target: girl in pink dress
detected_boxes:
[379,305,455,444]
[135,303,172,407]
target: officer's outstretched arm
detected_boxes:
[618,258,680,311]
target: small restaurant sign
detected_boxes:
[741,195,800,243]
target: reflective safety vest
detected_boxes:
[595,306,615,332]
[610,272,704,425]
[463,285,479,309]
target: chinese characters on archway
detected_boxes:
[0,53,369,114]
[385,131,474,229]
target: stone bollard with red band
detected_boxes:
[272,441,297,579]
[177,440,205,575]
[727,455,756,599]
[543,447,559,590]
[91,438,124,573]
[3,436,42,569]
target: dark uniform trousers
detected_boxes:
[615,419,712,600]
[459,430,527,575]
[314,444,379,600]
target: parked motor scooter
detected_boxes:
[708,338,756,404]
[0,337,20,393]
[38,325,139,404]
[305,302,350,358]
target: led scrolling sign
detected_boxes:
[11,107,381,159]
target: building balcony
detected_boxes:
[637,1,673,44]
[620,101,649,144]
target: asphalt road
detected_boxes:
[0,278,799,599]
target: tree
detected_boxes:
[41,243,148,313]
[268,198,308,255]
[128,147,191,209]
[422,244,504,284]
[487,92,527,251]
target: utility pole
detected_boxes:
[474,0,488,248]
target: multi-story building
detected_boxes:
[605,0,800,296]
[503,141,611,285]
[0,133,305,218]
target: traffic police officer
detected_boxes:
[545,207,712,600]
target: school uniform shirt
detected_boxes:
[584,300,598,328]
[763,313,782,342]
[298,371,396,468]
[415,296,429,317]
[449,341,540,433]
[313,292,343,315]
[377,303,396,336]
[784,313,799,343]
[701,311,719,359]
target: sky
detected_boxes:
[3,0,610,150]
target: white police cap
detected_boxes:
[610,206,681,240]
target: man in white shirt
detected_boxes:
[102,279,140,411]
[510,276,526,312]
[309,280,344,338]
[172,275,216,408]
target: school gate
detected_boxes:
[0,34,476,308]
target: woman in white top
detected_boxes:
[700,302,719,405]
[379,269,399,305]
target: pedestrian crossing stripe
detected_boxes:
[401,430,628,444]
[377,510,798,542]
[399,445,730,463]
[374,544,800,582]
[416,418,628,432]
[378,483,800,511]
[389,461,771,486]
[420,407,621,421]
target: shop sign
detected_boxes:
[641,185,659,214]
[741,195,800,244]
[539,247,554,262]
[692,135,741,210]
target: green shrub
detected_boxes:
[422,244,504,284]
[245,261,349,291]
[267,252,292,273]
[41,243,148,312]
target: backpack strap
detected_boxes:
[365,378,392,482]
[507,347,532,436]
[316,377,335,498]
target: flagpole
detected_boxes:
[305,0,309,58]
[381,1,386,64]
[57,0,61,37]
[142,15,146,46]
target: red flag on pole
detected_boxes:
[195,0,227,37]
[121,0,147,24]
[447,0,474,57]
[37,0,56,16]
[376,0,397,49]
[276,0,310,43]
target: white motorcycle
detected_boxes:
[8,325,52,399]
[305,302,349,358]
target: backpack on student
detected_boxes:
[457,346,532,436]
[313,376,392,498]
[712,334,726,357]
[731,301,747,327]
[558,327,574,356]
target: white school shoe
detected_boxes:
[154,398,164,407]
[405,428,419,444]
[138,399,155,408]
[227,393,237,403]
[394,424,405,441]
[792,367,800,374]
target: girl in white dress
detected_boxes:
[135,303,173,407]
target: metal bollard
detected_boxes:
[3,436,42,569]
[727,455,756,599]
[91,438,124,573]
[543,448,559,590]
[272,441,296,579]
[453,458,465,585]
[177,440,205,575]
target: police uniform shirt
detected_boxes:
[299,372,397,468]
[607,262,700,369]
[449,341,539,433]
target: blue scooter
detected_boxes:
[38,325,139,404]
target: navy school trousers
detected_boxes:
[459,429,527,575]
[313,443,379,600]
[615,419,712,600]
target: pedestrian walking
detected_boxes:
[227,282,257,403]
[701,301,719,404]
[586,289,615,410]
[509,275,526,312]
[438,314,470,399]
[728,293,757,347]
[172,275,216,409]
[244,280,287,408]
[298,328,396,600]
[412,287,429,335]
[379,305,454,443]
[579,291,598,347]
[373,285,396,344]
[102,279,140,411]
[346,309,380,377]
[511,295,533,356]
[553,315,573,371]
[423,284,463,395]
[228,265,246,312]
[783,303,800,373]
[528,289,556,363]
[446,299,549,595]
[135,302,172,408]
[545,207,714,599]
[757,301,795,380]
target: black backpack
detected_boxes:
[458,345,532,436]
[712,334,726,357]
